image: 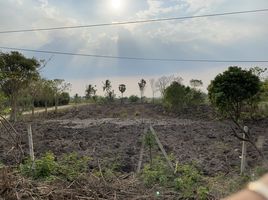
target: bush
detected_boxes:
[164,82,205,111]
[20,152,90,181]
[129,95,139,103]
[141,156,173,186]
[20,152,57,180]
[57,153,90,181]
[174,163,207,199]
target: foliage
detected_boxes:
[57,153,90,181]
[208,66,261,121]
[20,152,57,180]
[129,95,139,103]
[174,163,207,199]
[58,92,70,105]
[164,81,205,110]
[155,75,183,97]
[20,152,90,181]
[144,131,156,166]
[0,51,40,121]
[141,156,173,186]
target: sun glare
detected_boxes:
[111,0,122,10]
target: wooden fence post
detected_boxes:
[240,126,248,175]
[27,124,35,161]
[137,128,147,174]
[150,126,174,171]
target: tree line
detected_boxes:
[0,51,71,121]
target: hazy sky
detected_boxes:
[0,0,268,97]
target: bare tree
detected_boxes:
[150,79,158,103]
[155,75,183,97]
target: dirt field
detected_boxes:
[1,103,268,199]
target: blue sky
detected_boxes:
[0,0,268,96]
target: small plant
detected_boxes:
[141,156,173,186]
[20,152,57,180]
[144,131,156,166]
[20,152,90,181]
[57,153,90,181]
[174,163,207,199]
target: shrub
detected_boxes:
[20,152,90,181]
[57,153,90,181]
[129,95,139,103]
[174,163,208,199]
[141,156,173,186]
[164,82,205,111]
[20,152,57,180]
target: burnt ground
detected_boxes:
[1,103,268,176]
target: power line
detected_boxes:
[0,8,268,34]
[1,46,268,63]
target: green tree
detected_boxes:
[138,79,146,103]
[208,66,261,121]
[164,81,205,111]
[0,51,40,121]
[208,66,262,157]
[119,84,126,104]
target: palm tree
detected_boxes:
[138,79,146,103]
[119,84,126,104]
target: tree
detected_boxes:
[208,66,262,157]
[164,81,205,111]
[0,51,40,121]
[155,75,183,97]
[40,79,54,114]
[85,84,97,100]
[103,80,114,102]
[138,79,146,103]
[189,79,203,89]
[208,66,261,122]
[119,84,126,104]
[51,79,71,113]
[150,79,158,103]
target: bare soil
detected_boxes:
[2,103,268,174]
[1,103,268,199]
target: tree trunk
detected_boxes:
[10,94,17,122]
[55,95,58,113]
[31,100,35,117]
[45,101,48,115]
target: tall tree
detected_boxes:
[119,84,126,104]
[0,51,40,121]
[138,79,146,103]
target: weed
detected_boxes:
[20,152,57,180]
[20,152,90,181]
[57,152,90,181]
[141,156,173,186]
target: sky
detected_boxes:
[0,0,268,97]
